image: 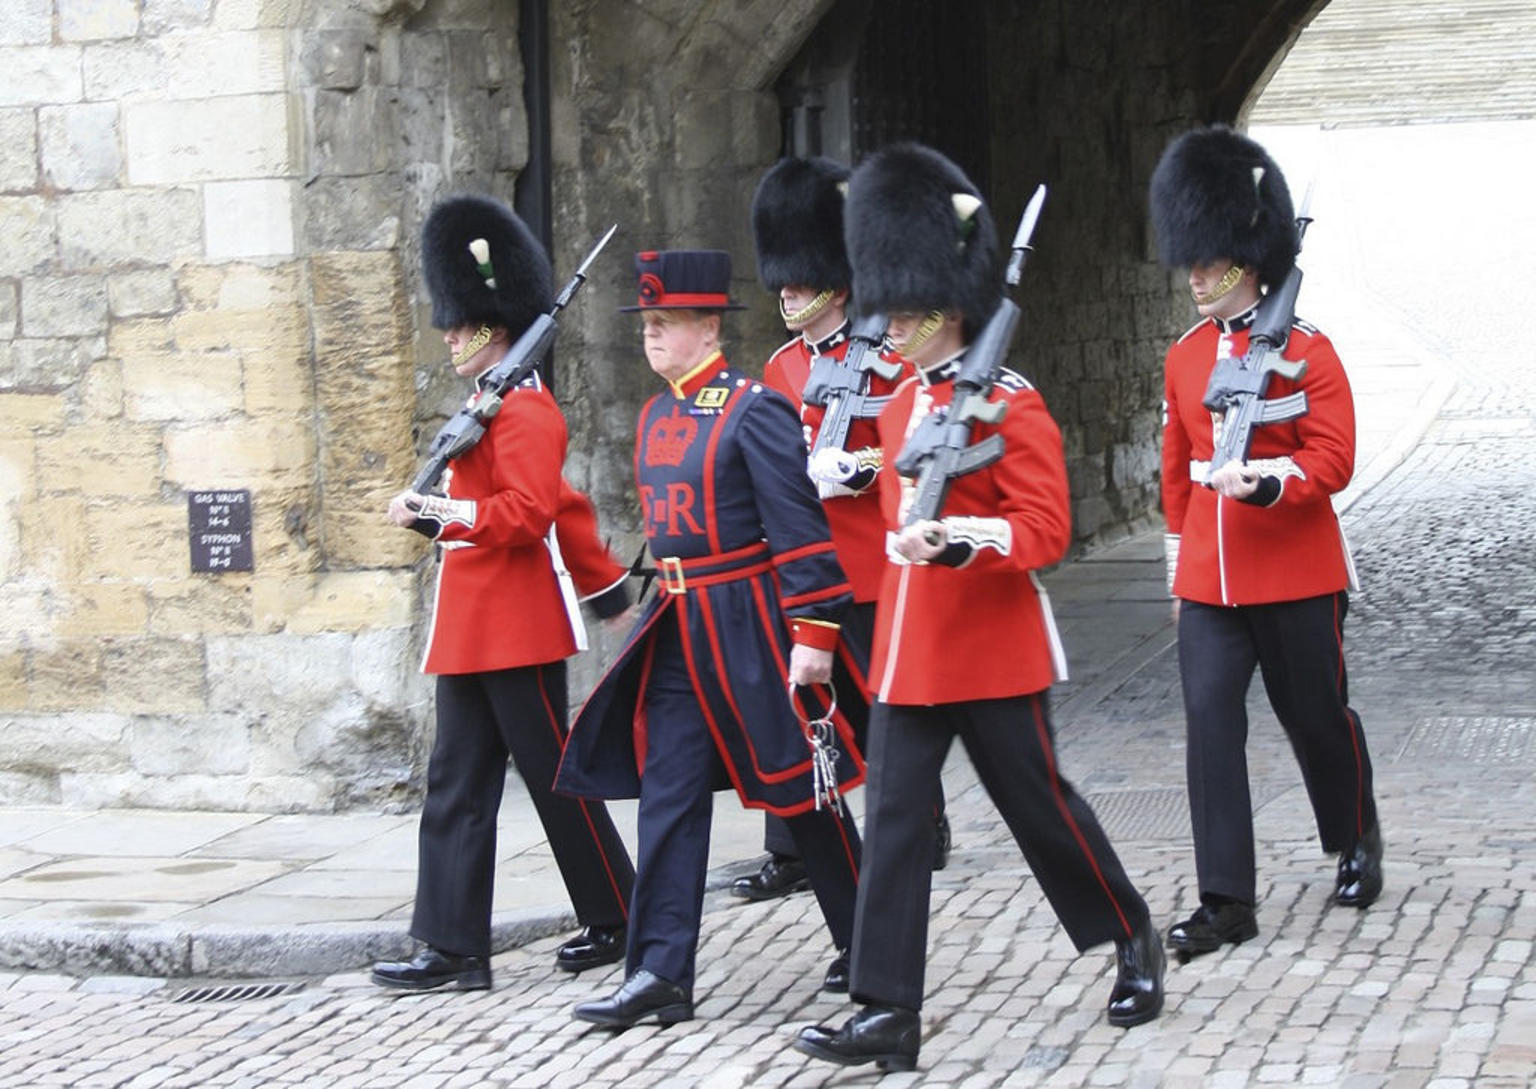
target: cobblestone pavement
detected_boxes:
[3,123,1535,1087]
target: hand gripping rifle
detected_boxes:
[800,309,903,457]
[893,184,1047,535]
[1199,186,1315,482]
[409,224,618,494]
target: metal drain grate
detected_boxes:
[1083,788,1191,841]
[1395,716,1536,765]
[168,981,307,1004]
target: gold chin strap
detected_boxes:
[780,289,835,327]
[899,310,946,356]
[1192,264,1245,306]
[451,324,494,368]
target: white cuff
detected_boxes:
[1163,533,1180,596]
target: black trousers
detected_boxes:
[629,613,862,990]
[1178,592,1377,905]
[411,661,634,957]
[849,693,1149,1011]
[761,602,946,858]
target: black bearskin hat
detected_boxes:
[1149,125,1298,290]
[844,143,1000,338]
[421,194,553,334]
[751,156,852,293]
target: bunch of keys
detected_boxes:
[790,681,846,816]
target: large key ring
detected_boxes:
[788,678,838,727]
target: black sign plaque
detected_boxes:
[188,489,254,573]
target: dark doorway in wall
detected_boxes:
[775,0,991,192]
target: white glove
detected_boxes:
[808,447,859,486]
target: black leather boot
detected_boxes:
[1107,923,1165,1027]
[370,946,490,992]
[555,925,626,973]
[795,1005,921,1072]
[572,969,693,1028]
[1166,900,1259,956]
[730,854,810,901]
[1335,822,1383,908]
[822,949,849,993]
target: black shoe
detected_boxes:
[730,855,809,902]
[572,969,693,1029]
[370,946,490,992]
[795,1004,921,1072]
[555,925,626,973]
[1167,901,1258,956]
[1107,923,1165,1027]
[1335,823,1383,908]
[822,950,849,994]
[932,813,952,871]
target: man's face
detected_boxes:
[642,310,718,383]
[1188,259,1260,320]
[778,284,846,335]
[443,323,504,377]
[887,309,961,366]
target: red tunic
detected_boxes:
[423,374,624,674]
[762,330,907,603]
[869,359,1072,706]
[556,479,630,616]
[1161,311,1356,606]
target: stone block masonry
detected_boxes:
[1,0,1242,813]
[0,0,535,812]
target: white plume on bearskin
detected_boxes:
[421,194,553,334]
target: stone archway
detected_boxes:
[545,0,1351,554]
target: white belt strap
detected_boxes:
[545,525,589,652]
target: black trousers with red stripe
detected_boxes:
[411,661,634,957]
[849,693,1149,1012]
[630,613,862,991]
[1178,592,1377,905]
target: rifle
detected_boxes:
[1199,186,1315,481]
[410,224,618,494]
[893,184,1047,534]
[800,309,903,458]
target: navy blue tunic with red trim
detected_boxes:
[557,353,864,816]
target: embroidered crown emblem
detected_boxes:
[645,406,699,467]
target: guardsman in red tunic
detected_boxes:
[1150,126,1381,957]
[796,145,1164,1073]
[370,196,635,993]
[732,158,948,913]
[557,250,863,1029]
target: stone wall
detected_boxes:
[980,3,1200,548]
[551,0,1231,556]
[0,0,530,811]
[0,0,1319,812]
